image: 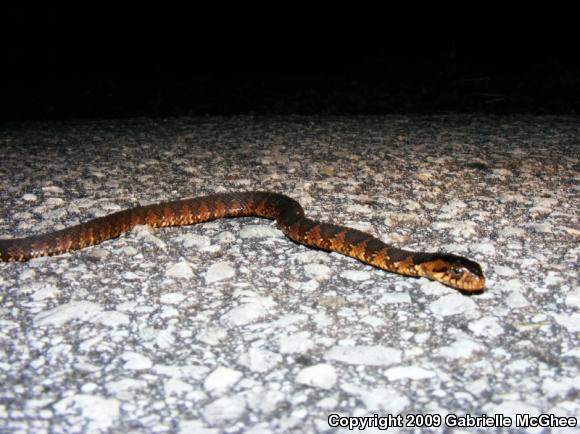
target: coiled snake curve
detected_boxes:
[0,192,485,292]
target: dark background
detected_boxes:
[1,9,578,121]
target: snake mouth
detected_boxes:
[446,275,486,292]
[429,272,486,292]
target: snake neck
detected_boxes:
[278,218,422,276]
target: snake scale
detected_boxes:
[0,191,485,291]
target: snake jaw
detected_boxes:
[418,254,485,292]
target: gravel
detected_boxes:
[0,115,578,433]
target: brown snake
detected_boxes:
[0,192,485,291]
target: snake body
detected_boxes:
[0,192,485,291]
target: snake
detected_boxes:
[0,191,485,292]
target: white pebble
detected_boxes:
[295,279,320,292]
[499,192,526,203]
[205,262,235,283]
[237,348,282,372]
[245,388,286,414]
[221,297,275,326]
[339,270,371,281]
[494,265,515,277]
[18,269,37,280]
[565,288,580,308]
[437,339,484,360]
[552,313,580,333]
[160,292,186,305]
[440,199,467,214]
[542,376,580,399]
[121,352,153,370]
[504,359,534,372]
[278,332,314,354]
[121,271,141,280]
[294,250,329,264]
[429,293,478,317]
[106,378,147,396]
[304,263,332,281]
[94,310,130,327]
[178,420,220,434]
[346,204,373,214]
[383,366,436,380]
[31,284,60,301]
[53,394,120,431]
[340,383,409,413]
[325,345,402,366]
[42,186,64,194]
[22,193,38,202]
[132,225,167,250]
[165,378,194,395]
[152,364,209,380]
[472,242,496,255]
[33,301,125,327]
[505,289,529,309]
[530,223,552,233]
[31,301,85,324]
[166,261,194,279]
[468,316,504,337]
[317,396,339,409]
[492,168,513,177]
[295,364,337,389]
[379,292,411,304]
[360,315,385,328]
[46,197,64,206]
[155,326,176,348]
[544,272,564,286]
[204,367,242,393]
[216,231,235,243]
[203,396,246,424]
[498,227,526,237]
[239,224,281,238]
[563,347,580,358]
[177,233,211,248]
[197,328,228,346]
[503,278,523,291]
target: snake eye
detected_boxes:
[450,266,464,279]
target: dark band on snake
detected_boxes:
[0,191,485,291]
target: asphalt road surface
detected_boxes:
[1,115,578,433]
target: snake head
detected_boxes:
[417,253,485,292]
